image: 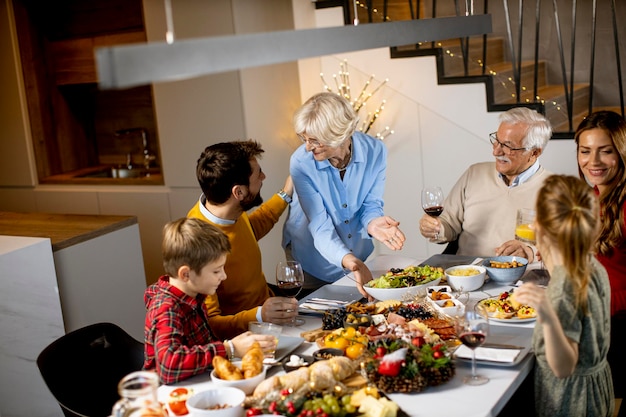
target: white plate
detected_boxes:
[265,335,304,365]
[488,316,536,324]
[476,296,537,323]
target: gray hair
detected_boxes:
[293,92,359,148]
[499,107,552,150]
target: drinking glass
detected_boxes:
[515,208,536,244]
[455,309,490,385]
[276,261,305,326]
[421,186,445,217]
[248,322,283,360]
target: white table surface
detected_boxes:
[158,254,541,417]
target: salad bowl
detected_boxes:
[363,265,444,301]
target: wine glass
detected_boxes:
[276,261,305,326]
[455,309,490,385]
[422,186,444,217]
[422,186,444,239]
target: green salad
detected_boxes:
[366,265,444,288]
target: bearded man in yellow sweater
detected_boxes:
[419,107,553,262]
[187,141,297,339]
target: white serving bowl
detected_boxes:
[432,297,466,316]
[210,361,267,395]
[186,387,245,417]
[482,256,528,285]
[363,277,441,301]
[445,265,486,292]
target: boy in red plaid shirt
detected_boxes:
[143,217,276,384]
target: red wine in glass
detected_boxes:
[277,281,303,298]
[276,261,305,326]
[424,206,444,217]
[422,186,444,217]
[455,310,489,385]
[459,331,486,349]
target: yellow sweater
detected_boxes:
[187,194,287,339]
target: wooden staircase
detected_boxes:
[392,38,592,134]
[315,0,625,137]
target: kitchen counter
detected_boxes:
[0,211,147,340]
[0,211,137,251]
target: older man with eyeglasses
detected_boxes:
[419,107,553,262]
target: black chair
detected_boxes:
[37,322,145,417]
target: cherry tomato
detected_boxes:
[325,334,350,350]
[341,327,357,339]
[246,408,262,416]
[346,343,366,359]
[356,335,369,346]
[433,350,444,359]
[374,346,387,358]
[168,388,190,416]
[411,337,425,347]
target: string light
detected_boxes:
[321,60,393,138]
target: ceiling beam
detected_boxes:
[96,15,491,89]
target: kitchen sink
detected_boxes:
[77,166,161,179]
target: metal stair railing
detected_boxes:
[315,0,626,136]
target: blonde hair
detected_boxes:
[293,92,359,148]
[536,175,599,313]
[162,217,231,277]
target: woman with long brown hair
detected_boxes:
[575,110,626,415]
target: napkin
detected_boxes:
[454,345,522,363]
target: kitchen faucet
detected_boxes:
[114,128,157,170]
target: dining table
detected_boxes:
[157,254,546,417]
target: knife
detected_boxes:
[482,343,525,350]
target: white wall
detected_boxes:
[293,5,579,265]
[0,0,579,286]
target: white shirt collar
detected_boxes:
[499,159,540,187]
[198,194,235,225]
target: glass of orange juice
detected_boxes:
[515,208,536,244]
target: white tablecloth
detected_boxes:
[158,254,539,417]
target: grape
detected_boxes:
[394,303,433,320]
[322,308,347,330]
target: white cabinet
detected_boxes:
[0,236,64,417]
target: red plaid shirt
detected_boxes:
[143,276,227,384]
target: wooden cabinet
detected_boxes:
[12,0,161,183]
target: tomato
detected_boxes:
[341,327,357,339]
[246,408,262,416]
[433,350,444,359]
[346,343,366,359]
[356,335,369,346]
[325,334,350,350]
[374,347,387,359]
[411,337,425,347]
[169,388,190,416]
[377,360,403,376]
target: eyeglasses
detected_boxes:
[489,132,528,152]
[298,134,323,149]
